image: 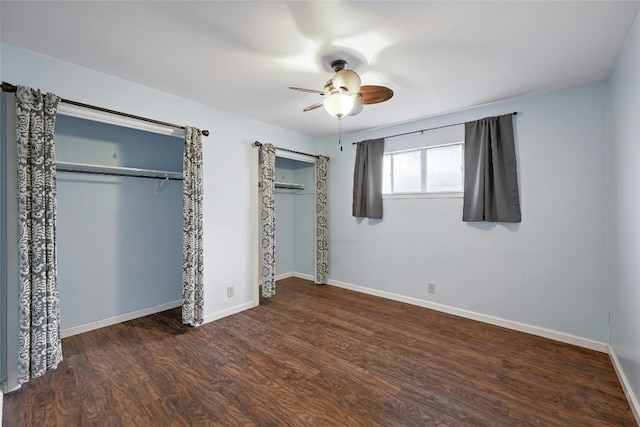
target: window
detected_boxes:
[383,142,463,197]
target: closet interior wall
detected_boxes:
[55,115,183,337]
[274,157,315,279]
[0,93,5,388]
[1,92,14,390]
[1,92,21,392]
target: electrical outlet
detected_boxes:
[227,286,234,298]
[428,283,436,294]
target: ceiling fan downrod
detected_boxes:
[330,59,348,72]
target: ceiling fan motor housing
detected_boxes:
[330,60,361,94]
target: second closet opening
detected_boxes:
[274,156,316,280]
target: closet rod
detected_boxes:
[252,141,327,160]
[275,182,304,190]
[57,161,183,181]
[353,112,518,144]
[1,81,209,137]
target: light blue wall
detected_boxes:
[321,81,610,344]
[56,115,183,170]
[55,116,183,331]
[609,11,640,417]
[1,92,19,392]
[293,161,315,276]
[0,40,6,388]
[0,92,7,387]
[275,158,296,276]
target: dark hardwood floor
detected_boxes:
[3,277,636,426]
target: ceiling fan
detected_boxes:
[289,59,393,119]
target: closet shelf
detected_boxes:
[56,161,182,180]
[275,182,304,190]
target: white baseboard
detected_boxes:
[275,272,295,281]
[609,347,640,425]
[61,294,260,338]
[61,300,183,338]
[327,278,609,353]
[203,300,259,325]
[292,272,314,282]
[276,272,315,282]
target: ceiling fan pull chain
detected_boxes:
[338,118,343,151]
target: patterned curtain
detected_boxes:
[182,127,204,326]
[315,156,329,284]
[260,143,276,297]
[16,86,63,384]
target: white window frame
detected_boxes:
[383,141,464,199]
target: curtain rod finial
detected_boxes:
[1,82,17,93]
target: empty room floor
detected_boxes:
[3,277,635,426]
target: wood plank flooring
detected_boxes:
[4,277,636,426]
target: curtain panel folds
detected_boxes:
[260,143,276,297]
[315,155,329,284]
[463,114,521,223]
[16,86,63,384]
[182,127,204,326]
[352,138,385,219]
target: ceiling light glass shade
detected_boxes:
[323,93,355,118]
[332,70,361,94]
[348,102,363,116]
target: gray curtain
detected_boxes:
[315,155,329,284]
[463,114,521,222]
[260,143,276,297]
[352,138,385,219]
[182,127,204,326]
[16,86,63,384]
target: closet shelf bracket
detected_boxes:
[155,175,169,195]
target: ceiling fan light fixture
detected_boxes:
[290,58,393,122]
[323,93,355,118]
[348,102,363,116]
[332,69,361,94]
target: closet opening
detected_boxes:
[55,115,184,337]
[256,142,329,299]
[274,156,316,281]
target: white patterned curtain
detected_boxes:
[16,86,63,384]
[315,156,329,284]
[182,127,204,326]
[260,144,276,297]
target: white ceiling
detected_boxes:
[1,1,639,137]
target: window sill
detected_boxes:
[383,192,463,200]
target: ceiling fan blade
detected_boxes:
[303,100,324,112]
[358,85,394,105]
[289,86,326,95]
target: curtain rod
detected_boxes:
[252,141,327,160]
[1,81,209,137]
[353,112,518,145]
